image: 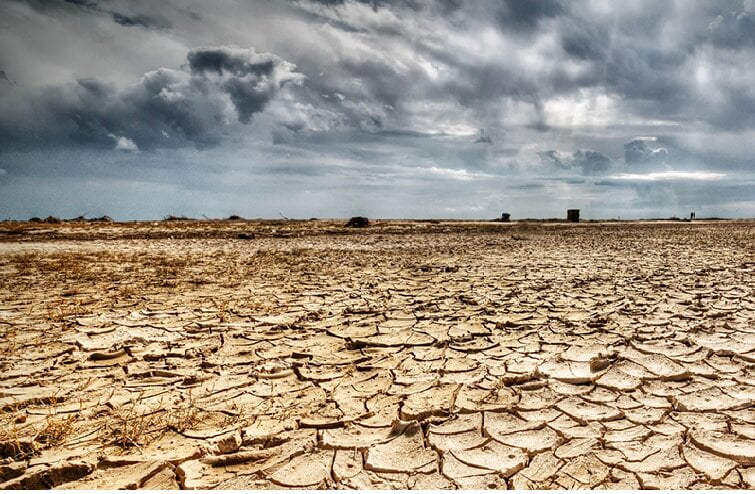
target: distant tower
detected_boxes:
[501,213,511,222]
[567,209,580,222]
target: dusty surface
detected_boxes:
[0,219,753,489]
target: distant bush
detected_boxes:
[345,216,369,228]
[90,216,114,223]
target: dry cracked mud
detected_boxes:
[0,219,753,489]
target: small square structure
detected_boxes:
[567,209,580,222]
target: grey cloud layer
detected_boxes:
[290,0,755,132]
[624,139,668,165]
[0,0,753,219]
[0,46,303,150]
[538,149,613,176]
[3,0,755,152]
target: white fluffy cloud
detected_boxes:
[109,133,139,152]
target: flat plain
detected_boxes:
[0,219,753,489]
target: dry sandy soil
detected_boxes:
[0,219,754,489]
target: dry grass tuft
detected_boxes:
[33,415,77,446]
[99,393,206,450]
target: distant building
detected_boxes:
[567,209,580,222]
[501,213,511,222]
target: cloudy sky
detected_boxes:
[1,0,754,220]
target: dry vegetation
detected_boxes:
[0,219,753,489]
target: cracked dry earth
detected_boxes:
[0,220,754,489]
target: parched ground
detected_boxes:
[0,220,754,489]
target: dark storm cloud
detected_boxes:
[111,12,171,29]
[46,73,227,149]
[0,70,13,85]
[187,46,301,124]
[560,19,608,62]
[0,46,303,150]
[21,0,171,30]
[188,47,276,77]
[62,0,98,9]
[494,0,563,31]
